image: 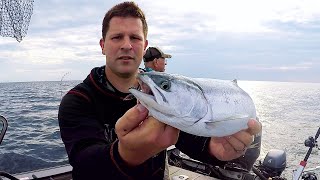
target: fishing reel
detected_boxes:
[302,172,318,180]
[292,127,320,180]
[301,135,319,180]
[304,136,319,150]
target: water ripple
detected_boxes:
[0,80,319,177]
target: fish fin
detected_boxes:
[248,142,260,149]
[207,115,250,123]
[123,94,135,101]
[232,79,238,85]
[204,115,250,136]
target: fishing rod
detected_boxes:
[292,127,320,180]
[60,72,71,97]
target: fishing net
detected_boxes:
[0,0,34,42]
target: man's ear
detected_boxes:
[99,38,106,55]
[144,40,148,51]
[153,58,158,67]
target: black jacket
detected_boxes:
[58,66,225,180]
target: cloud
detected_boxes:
[230,61,319,72]
[1,0,320,82]
[142,0,320,34]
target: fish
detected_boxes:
[129,71,257,137]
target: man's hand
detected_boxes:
[208,119,262,161]
[115,104,179,166]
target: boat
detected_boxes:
[9,162,220,180]
[12,165,72,180]
[1,116,318,180]
[0,115,219,180]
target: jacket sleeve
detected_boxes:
[175,131,227,167]
[58,92,152,180]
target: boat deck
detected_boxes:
[169,164,218,180]
[13,164,218,180]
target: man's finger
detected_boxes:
[163,125,180,145]
[225,135,248,152]
[116,104,148,137]
[246,118,262,135]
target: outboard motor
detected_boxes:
[255,149,287,178]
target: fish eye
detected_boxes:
[160,80,171,91]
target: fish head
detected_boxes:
[129,72,209,126]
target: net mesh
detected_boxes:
[0,0,34,42]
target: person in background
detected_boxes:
[143,46,171,72]
[58,1,262,180]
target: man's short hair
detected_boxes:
[102,1,148,40]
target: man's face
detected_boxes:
[100,17,148,77]
[154,57,167,72]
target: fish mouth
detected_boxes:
[126,73,167,104]
[137,75,168,103]
[124,76,155,101]
[138,78,154,96]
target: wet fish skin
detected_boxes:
[129,72,257,137]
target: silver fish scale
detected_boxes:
[129,72,257,137]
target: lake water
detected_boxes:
[0,80,319,179]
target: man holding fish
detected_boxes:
[58,1,262,180]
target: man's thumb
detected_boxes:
[115,104,148,137]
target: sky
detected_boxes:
[1,0,320,83]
